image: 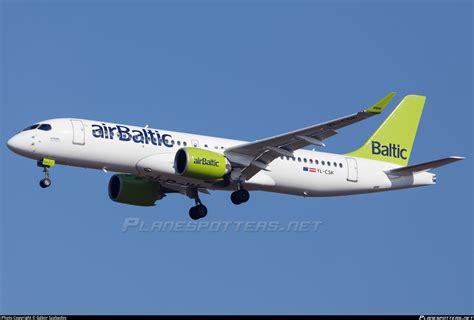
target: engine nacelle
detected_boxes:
[108,174,162,206]
[174,147,231,180]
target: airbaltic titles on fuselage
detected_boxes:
[91,123,174,148]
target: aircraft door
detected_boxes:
[71,120,85,145]
[346,157,358,182]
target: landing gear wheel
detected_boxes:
[39,178,51,188]
[187,187,209,220]
[189,206,200,220]
[196,204,208,218]
[231,189,250,205]
[189,204,208,220]
[231,192,241,205]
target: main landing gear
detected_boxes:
[189,204,207,220]
[37,158,54,189]
[231,188,250,205]
[188,191,207,220]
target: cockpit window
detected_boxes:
[22,124,40,131]
[38,124,52,131]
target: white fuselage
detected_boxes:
[7,118,436,196]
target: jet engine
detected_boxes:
[174,147,231,180]
[108,174,162,206]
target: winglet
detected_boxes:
[366,91,396,114]
[449,156,466,161]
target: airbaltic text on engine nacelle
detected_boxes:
[174,147,231,180]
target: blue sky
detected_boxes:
[1,0,472,315]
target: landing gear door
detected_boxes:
[346,157,358,182]
[71,120,85,145]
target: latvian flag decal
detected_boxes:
[303,167,316,173]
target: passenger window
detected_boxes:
[309,159,313,164]
[183,141,187,146]
[204,144,208,148]
[177,141,181,146]
[339,163,343,168]
[297,157,301,162]
[333,162,337,167]
[315,160,319,165]
[322,161,325,165]
[303,158,307,163]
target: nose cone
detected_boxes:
[7,134,28,155]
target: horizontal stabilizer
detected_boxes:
[385,156,465,176]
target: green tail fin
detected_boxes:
[346,95,426,166]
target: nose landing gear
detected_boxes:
[37,158,55,189]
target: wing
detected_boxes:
[225,92,396,180]
[385,156,465,176]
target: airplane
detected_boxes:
[6,92,464,220]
